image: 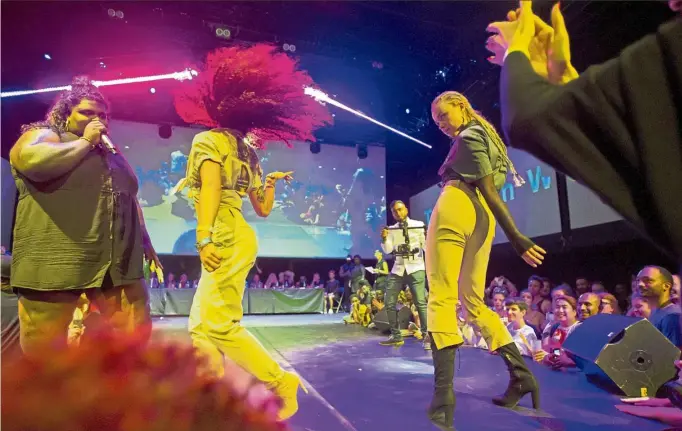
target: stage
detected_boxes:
[153,315,667,431]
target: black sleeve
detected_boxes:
[499,19,682,261]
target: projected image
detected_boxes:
[109,119,386,258]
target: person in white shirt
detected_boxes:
[505,299,538,357]
[379,200,430,350]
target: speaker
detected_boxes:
[372,307,413,333]
[563,314,679,397]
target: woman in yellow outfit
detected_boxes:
[173,45,332,421]
[426,91,546,430]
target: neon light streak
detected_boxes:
[304,87,431,149]
[0,69,198,98]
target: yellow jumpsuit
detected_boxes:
[176,130,285,384]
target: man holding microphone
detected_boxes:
[379,200,430,350]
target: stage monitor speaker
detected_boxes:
[372,308,413,333]
[563,314,679,397]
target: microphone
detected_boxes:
[100,134,118,154]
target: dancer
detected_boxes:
[8,77,159,355]
[173,45,332,421]
[486,1,682,268]
[380,200,430,350]
[427,91,546,430]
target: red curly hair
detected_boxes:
[1,330,288,431]
[174,44,332,147]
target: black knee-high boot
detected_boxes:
[428,338,459,431]
[492,343,540,409]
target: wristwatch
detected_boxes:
[195,237,213,252]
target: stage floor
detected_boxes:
[153,314,667,431]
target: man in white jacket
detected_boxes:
[380,200,430,350]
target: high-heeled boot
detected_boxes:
[427,340,459,431]
[492,343,540,409]
[270,371,308,421]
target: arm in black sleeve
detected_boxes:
[499,21,682,262]
[474,174,532,255]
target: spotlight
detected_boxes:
[159,124,172,139]
[405,108,410,114]
[43,54,51,60]
[357,144,368,160]
[115,10,124,19]
[310,142,321,154]
[107,9,116,17]
[283,43,296,52]
[99,61,106,68]
[150,87,156,94]
[215,27,231,39]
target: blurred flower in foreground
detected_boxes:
[2,330,287,431]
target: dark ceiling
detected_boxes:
[1,1,675,202]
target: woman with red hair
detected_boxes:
[173,44,332,421]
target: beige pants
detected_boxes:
[426,182,513,351]
[17,280,151,356]
[188,208,285,384]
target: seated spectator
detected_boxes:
[519,289,546,331]
[599,293,622,315]
[178,273,191,289]
[537,296,580,369]
[249,274,264,289]
[324,270,342,314]
[627,293,653,318]
[545,284,576,325]
[578,292,601,322]
[295,276,308,288]
[637,266,682,348]
[486,275,517,301]
[165,272,177,290]
[310,273,322,288]
[575,277,591,297]
[264,273,278,289]
[371,290,385,315]
[591,281,607,294]
[506,299,539,357]
[344,295,371,327]
[2,330,283,431]
[491,288,508,323]
[614,283,631,313]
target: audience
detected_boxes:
[519,289,545,330]
[324,270,342,314]
[598,293,621,315]
[577,292,600,322]
[537,296,579,369]
[505,299,539,357]
[637,266,682,348]
[628,293,653,319]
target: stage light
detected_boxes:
[310,142,321,154]
[305,87,432,149]
[150,87,156,94]
[107,9,116,17]
[405,108,410,114]
[43,54,51,60]
[318,165,323,169]
[99,62,106,68]
[115,10,124,19]
[357,144,368,160]
[159,124,172,139]
[1,69,197,98]
[215,27,231,39]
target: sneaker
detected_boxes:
[423,333,432,351]
[379,336,404,347]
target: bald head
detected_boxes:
[578,292,600,321]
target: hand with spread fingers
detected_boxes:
[486,2,578,85]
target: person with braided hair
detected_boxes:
[8,76,161,356]
[426,91,546,430]
[172,44,332,421]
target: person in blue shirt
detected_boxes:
[637,266,682,348]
